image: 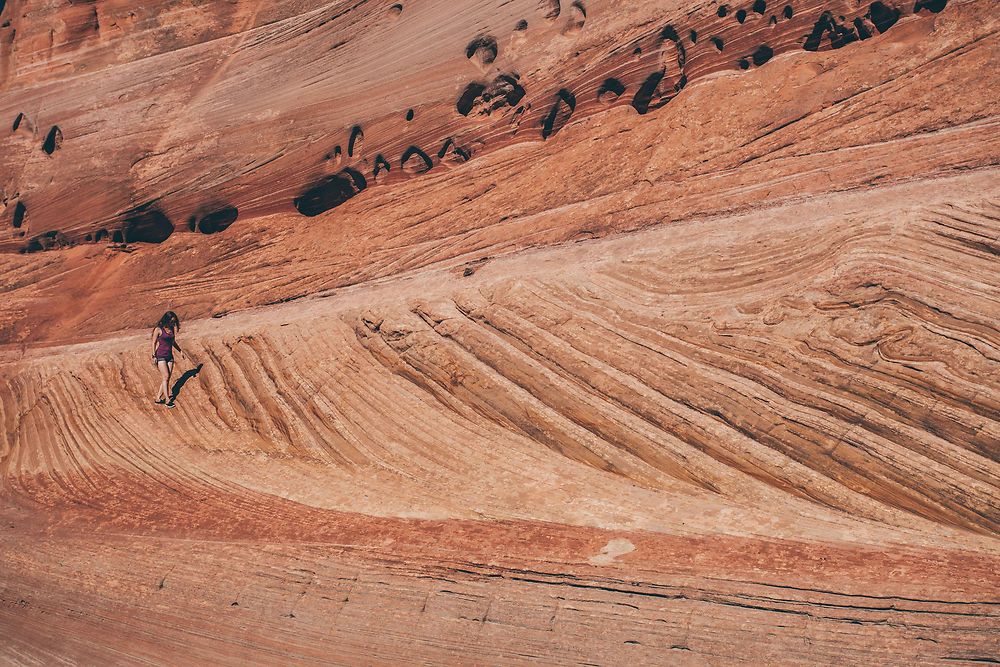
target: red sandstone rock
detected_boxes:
[0,0,998,664]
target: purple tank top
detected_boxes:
[155,327,174,357]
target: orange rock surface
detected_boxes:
[1,0,998,663]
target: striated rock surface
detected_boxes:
[1,0,998,664]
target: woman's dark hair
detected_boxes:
[158,311,180,330]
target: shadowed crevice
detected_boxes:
[124,204,174,244]
[466,35,498,66]
[197,206,239,234]
[42,126,63,155]
[348,125,364,157]
[598,78,625,103]
[541,89,576,139]
[401,146,433,174]
[631,71,665,114]
[294,168,367,216]
[12,201,25,229]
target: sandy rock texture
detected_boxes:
[0,0,998,664]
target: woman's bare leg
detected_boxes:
[166,360,174,402]
[157,360,170,401]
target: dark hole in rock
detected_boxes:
[738,58,750,69]
[690,29,698,43]
[804,12,832,50]
[752,0,766,14]
[752,44,773,65]
[496,75,525,106]
[633,46,642,55]
[913,0,946,12]
[853,17,873,38]
[457,75,525,119]
[466,35,498,66]
[401,146,433,174]
[405,108,414,121]
[22,229,70,253]
[112,230,124,243]
[769,15,777,25]
[437,138,453,159]
[631,70,665,114]
[438,138,471,163]
[563,1,585,33]
[187,215,197,231]
[124,205,174,243]
[867,1,900,32]
[541,88,576,139]
[515,19,528,30]
[736,9,747,23]
[42,126,63,155]
[348,125,364,157]
[94,229,108,242]
[324,145,342,162]
[12,112,23,132]
[12,201,25,228]
[718,5,729,17]
[294,168,367,217]
[456,82,486,116]
[674,38,687,68]
[783,4,793,18]
[597,78,626,102]
[657,25,688,67]
[509,103,529,135]
[85,233,92,242]
[198,206,238,234]
[374,153,391,180]
[803,11,858,50]
[538,0,560,20]
[711,36,724,51]
[21,239,42,254]
[388,4,403,16]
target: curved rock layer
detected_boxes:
[2,174,999,663]
[0,0,994,254]
[0,0,998,663]
[1,0,998,343]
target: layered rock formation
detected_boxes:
[1,0,998,664]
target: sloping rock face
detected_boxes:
[1,0,999,664]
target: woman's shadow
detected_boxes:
[170,363,204,403]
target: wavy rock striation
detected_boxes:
[0,0,998,664]
[2,173,999,663]
[0,0,992,253]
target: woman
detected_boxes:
[151,311,186,407]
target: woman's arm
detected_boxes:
[151,328,159,363]
[171,337,184,357]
